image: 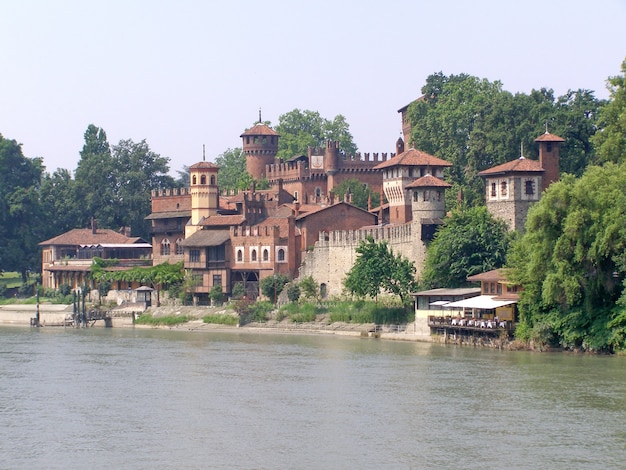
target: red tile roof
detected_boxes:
[373,148,452,170]
[198,215,246,227]
[535,132,565,142]
[190,161,218,169]
[405,174,452,189]
[240,123,279,137]
[39,229,135,246]
[478,157,543,176]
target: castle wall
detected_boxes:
[151,188,191,212]
[298,224,420,298]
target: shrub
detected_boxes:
[58,284,72,296]
[286,284,301,303]
[210,285,224,306]
[231,282,246,300]
[203,314,238,325]
[259,274,289,302]
[135,313,193,326]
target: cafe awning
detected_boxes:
[444,295,517,310]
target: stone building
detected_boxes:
[478,131,564,231]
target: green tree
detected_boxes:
[421,206,511,288]
[332,177,380,210]
[507,164,626,352]
[210,284,224,306]
[407,73,602,206]
[40,168,80,239]
[298,276,319,301]
[214,147,253,191]
[344,236,418,305]
[275,109,357,160]
[591,58,626,164]
[259,274,289,303]
[111,138,175,240]
[0,134,44,280]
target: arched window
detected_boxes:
[200,175,206,185]
[237,249,243,262]
[277,248,285,262]
[263,249,269,261]
[160,239,170,256]
[192,175,197,185]
[251,249,257,262]
[175,238,184,255]
[320,283,327,299]
[210,175,216,185]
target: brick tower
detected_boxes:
[241,112,280,180]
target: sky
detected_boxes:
[2,0,625,176]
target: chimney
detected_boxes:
[91,218,97,234]
[294,201,300,217]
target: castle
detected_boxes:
[146,106,564,302]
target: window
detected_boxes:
[160,239,170,256]
[413,190,419,202]
[497,283,502,295]
[251,249,257,262]
[210,175,216,185]
[200,175,206,185]
[424,190,430,201]
[189,249,200,263]
[236,249,243,262]
[262,249,269,262]
[175,238,184,255]
[491,182,497,197]
[500,181,507,196]
[546,143,552,152]
[192,175,197,185]
[277,248,285,262]
[212,275,222,287]
[315,187,321,198]
[525,180,535,195]
[320,283,327,299]
[294,191,298,201]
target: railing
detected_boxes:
[428,315,515,332]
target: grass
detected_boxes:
[0,272,21,289]
[203,313,238,326]
[278,302,327,323]
[328,300,412,324]
[135,313,194,326]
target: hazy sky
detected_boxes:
[2,0,625,175]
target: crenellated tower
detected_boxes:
[241,114,280,180]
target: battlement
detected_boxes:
[266,161,308,180]
[231,224,279,238]
[316,224,413,248]
[151,187,190,198]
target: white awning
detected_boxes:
[445,295,517,310]
[429,300,451,306]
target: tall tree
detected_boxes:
[407,73,602,206]
[421,206,511,288]
[73,124,116,229]
[591,58,626,164]
[214,147,252,191]
[275,109,357,160]
[0,134,44,280]
[111,138,174,239]
[507,164,626,352]
[40,168,79,239]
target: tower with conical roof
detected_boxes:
[240,110,280,180]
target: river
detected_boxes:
[1,326,625,469]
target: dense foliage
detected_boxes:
[275,109,357,160]
[344,236,418,306]
[213,147,253,191]
[507,163,626,352]
[407,73,603,207]
[421,206,512,288]
[332,177,381,210]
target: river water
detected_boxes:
[1,326,625,470]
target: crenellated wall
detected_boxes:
[298,223,426,298]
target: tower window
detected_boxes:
[501,181,507,196]
[200,175,206,185]
[236,249,243,262]
[277,248,285,262]
[525,180,535,195]
[413,190,419,202]
[491,182,497,197]
[192,175,197,185]
[251,249,257,262]
[160,238,170,256]
[547,143,553,152]
[210,175,215,185]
